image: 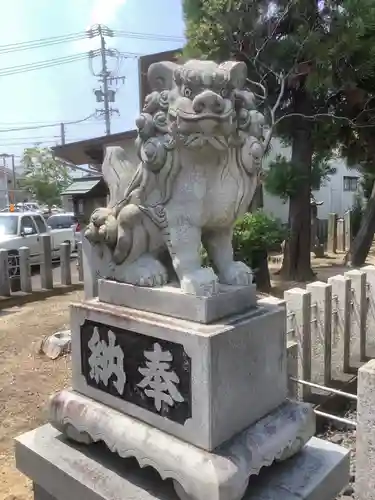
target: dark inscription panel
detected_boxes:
[80,320,192,424]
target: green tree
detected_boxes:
[183,0,375,278]
[20,147,72,206]
[183,0,340,280]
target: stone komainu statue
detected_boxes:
[85,59,265,296]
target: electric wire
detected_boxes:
[0,114,97,133]
[0,32,90,55]
[0,51,100,77]
[111,29,184,43]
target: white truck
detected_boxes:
[0,212,75,276]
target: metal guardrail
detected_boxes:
[291,377,357,428]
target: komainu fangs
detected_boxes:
[85,59,265,296]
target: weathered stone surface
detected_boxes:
[39,330,71,360]
[69,298,287,450]
[16,425,349,500]
[48,390,315,500]
[356,359,375,500]
[98,279,257,323]
[84,59,265,296]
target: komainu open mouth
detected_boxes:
[169,108,234,123]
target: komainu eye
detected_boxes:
[184,87,192,98]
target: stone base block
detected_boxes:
[48,389,315,500]
[98,279,257,323]
[16,424,350,500]
[70,298,287,450]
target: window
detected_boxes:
[33,215,48,233]
[0,215,18,236]
[20,216,37,234]
[47,214,74,229]
[343,176,359,192]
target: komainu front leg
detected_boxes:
[165,224,219,296]
[204,228,253,286]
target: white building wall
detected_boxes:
[262,138,362,223]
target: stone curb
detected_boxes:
[0,283,83,310]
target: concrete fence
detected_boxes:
[326,210,353,253]
[285,264,375,401]
[0,236,84,304]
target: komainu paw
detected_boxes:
[219,261,253,286]
[180,267,219,297]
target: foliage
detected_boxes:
[20,147,72,207]
[201,210,286,267]
[360,171,375,200]
[184,0,375,273]
[233,210,287,258]
[264,153,336,201]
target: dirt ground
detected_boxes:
[1,251,375,499]
[0,291,82,500]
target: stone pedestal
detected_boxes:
[15,281,350,500]
[16,425,350,500]
[69,293,287,450]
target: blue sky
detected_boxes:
[0,0,185,164]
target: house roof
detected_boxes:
[137,48,183,112]
[52,129,138,166]
[61,177,103,196]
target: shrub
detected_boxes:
[201,210,287,267]
[233,210,287,264]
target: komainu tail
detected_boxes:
[102,146,139,209]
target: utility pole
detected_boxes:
[10,154,16,203]
[90,25,123,136]
[0,154,16,203]
[99,25,111,135]
[60,123,66,145]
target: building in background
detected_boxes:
[262,138,363,223]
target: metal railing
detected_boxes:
[290,377,357,428]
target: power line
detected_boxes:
[0,32,90,55]
[0,114,96,133]
[0,30,88,50]
[0,27,183,56]
[0,51,99,77]
[112,30,185,43]
[0,138,89,147]
[0,115,125,126]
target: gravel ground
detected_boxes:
[317,407,357,499]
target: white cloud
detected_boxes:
[89,0,127,25]
[74,0,128,52]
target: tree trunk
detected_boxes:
[280,91,315,281]
[350,181,375,267]
[252,248,271,292]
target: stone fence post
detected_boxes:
[345,269,367,364]
[327,213,338,253]
[356,359,375,499]
[60,243,71,286]
[77,241,84,282]
[0,249,10,296]
[40,234,53,290]
[284,288,311,400]
[19,247,32,293]
[306,281,332,389]
[328,274,351,376]
[344,209,352,252]
[337,218,345,252]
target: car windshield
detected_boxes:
[0,215,18,236]
[47,215,74,229]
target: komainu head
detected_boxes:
[137,59,264,146]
